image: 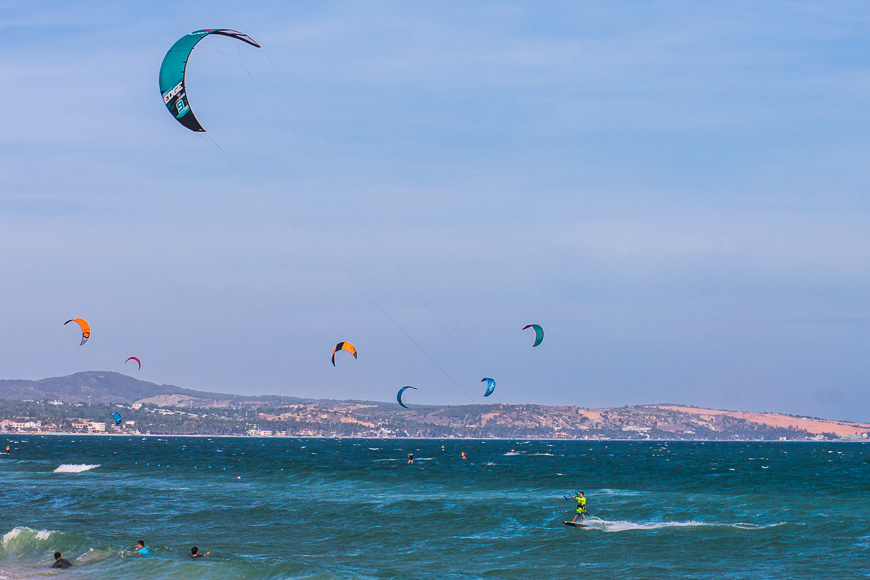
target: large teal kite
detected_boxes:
[159,29,260,132]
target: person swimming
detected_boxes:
[190,546,210,558]
[134,540,151,554]
[52,552,72,569]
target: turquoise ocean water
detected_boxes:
[0,436,867,579]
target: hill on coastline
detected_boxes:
[0,371,242,406]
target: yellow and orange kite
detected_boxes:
[331,342,358,366]
[64,318,90,346]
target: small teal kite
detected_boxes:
[397,386,417,409]
[523,324,544,347]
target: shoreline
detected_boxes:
[1,432,867,443]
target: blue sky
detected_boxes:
[2,1,870,421]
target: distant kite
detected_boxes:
[159,29,261,132]
[112,412,122,426]
[481,378,496,397]
[523,324,543,347]
[64,318,90,346]
[331,342,358,367]
[125,357,141,370]
[397,386,417,409]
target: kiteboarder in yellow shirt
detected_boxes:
[570,491,586,523]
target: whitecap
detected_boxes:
[2,528,22,545]
[53,464,100,473]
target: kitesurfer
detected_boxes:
[570,491,587,522]
[190,546,210,558]
[407,452,414,464]
[52,552,72,569]
[4,446,10,454]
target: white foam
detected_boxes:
[53,464,100,473]
[733,522,786,529]
[587,519,786,533]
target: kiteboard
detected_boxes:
[563,521,588,527]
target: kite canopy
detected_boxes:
[125,357,141,370]
[331,342,358,366]
[64,318,90,346]
[112,412,122,426]
[397,386,417,409]
[481,378,496,397]
[523,324,544,347]
[159,29,261,132]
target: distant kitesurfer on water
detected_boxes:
[407,452,414,464]
[52,552,72,569]
[4,446,10,454]
[570,491,587,522]
[190,546,210,558]
[461,452,467,460]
